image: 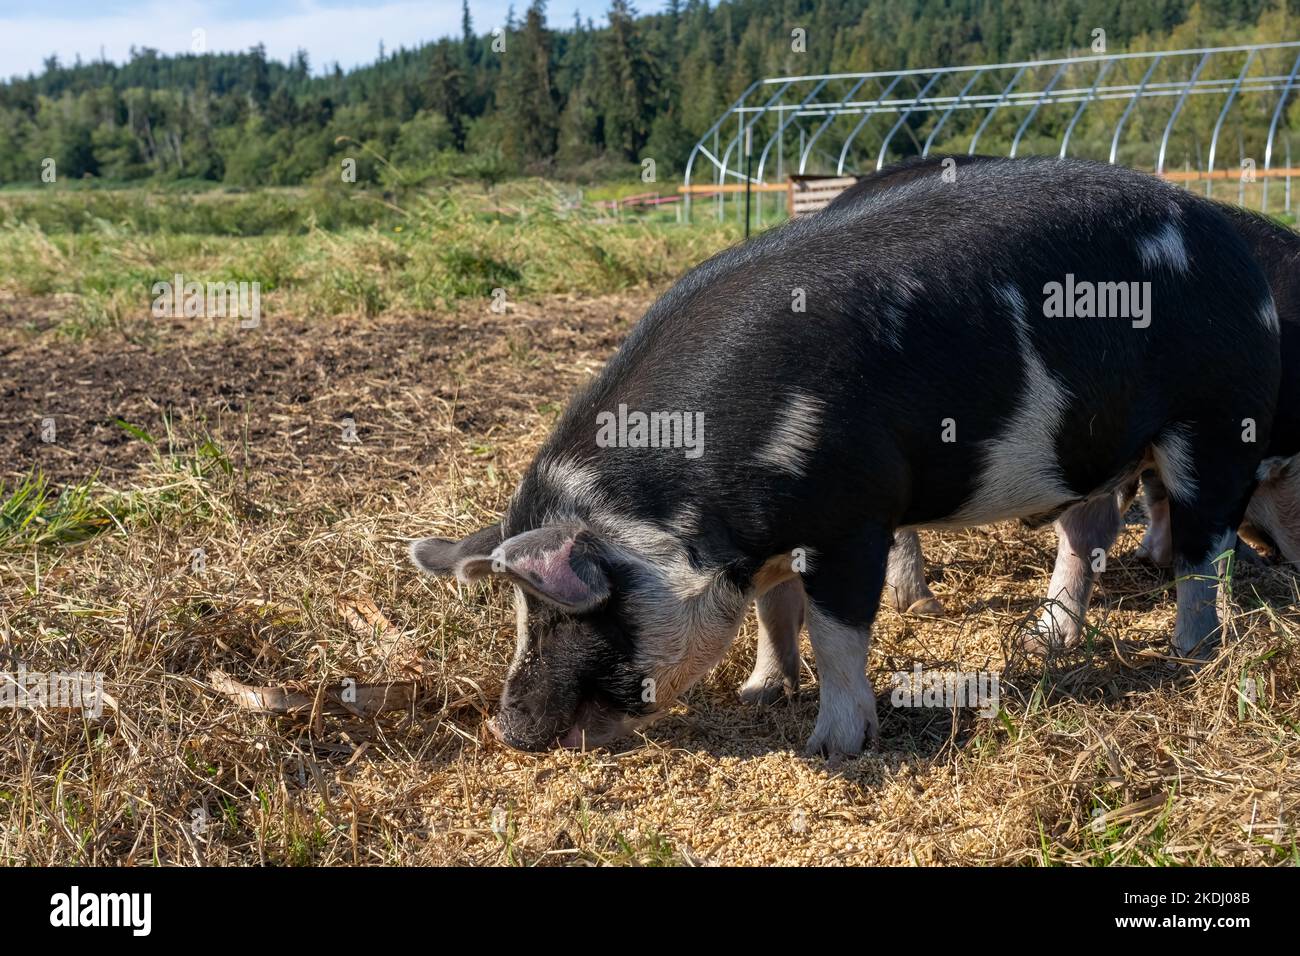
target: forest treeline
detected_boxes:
[1,0,1298,188]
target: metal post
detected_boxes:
[1238,139,1246,207]
[923,69,985,156]
[798,74,873,174]
[1010,62,1069,157]
[1156,52,1211,174]
[1287,136,1293,213]
[744,126,753,239]
[1206,49,1256,187]
[1263,49,1300,212]
[836,74,908,174]
[756,80,829,183]
[717,128,728,223]
[969,65,1028,155]
[1110,55,1165,164]
[878,72,944,169]
[1060,58,1115,158]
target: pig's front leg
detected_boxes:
[1030,495,1122,651]
[886,529,945,616]
[1157,423,1269,658]
[802,527,892,759]
[738,577,804,705]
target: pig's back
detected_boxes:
[528,157,1276,537]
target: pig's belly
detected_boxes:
[916,489,1079,531]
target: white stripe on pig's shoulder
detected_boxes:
[754,390,827,479]
[946,283,1075,527]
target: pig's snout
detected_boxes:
[490,689,573,752]
[490,686,631,753]
[485,713,548,751]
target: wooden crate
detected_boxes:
[788,175,860,217]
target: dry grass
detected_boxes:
[1,290,1298,866]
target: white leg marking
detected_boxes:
[1172,531,1234,658]
[804,603,877,758]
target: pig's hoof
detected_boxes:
[738,676,794,706]
[1020,637,1051,658]
[803,714,873,761]
[1021,605,1084,656]
[1019,628,1071,658]
[1171,632,1217,661]
[803,738,859,762]
[906,596,945,617]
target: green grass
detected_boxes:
[0,421,245,558]
[0,473,116,549]
[1083,790,1181,867]
[0,182,739,325]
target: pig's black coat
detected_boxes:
[830,153,1300,459]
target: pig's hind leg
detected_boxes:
[1136,473,1174,567]
[801,525,893,759]
[739,578,804,705]
[886,529,945,616]
[1029,494,1123,651]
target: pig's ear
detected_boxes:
[409,523,611,612]
[493,525,611,612]
[409,523,504,583]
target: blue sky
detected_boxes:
[0,1,667,80]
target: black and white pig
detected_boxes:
[831,155,1300,649]
[409,156,1279,758]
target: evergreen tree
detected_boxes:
[598,0,662,160]
[499,1,560,165]
[430,43,468,150]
